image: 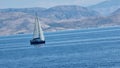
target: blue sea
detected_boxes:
[0,26,120,68]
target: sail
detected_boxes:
[33,15,45,41]
[37,17,45,41]
[33,16,39,39]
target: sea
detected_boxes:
[0,26,120,68]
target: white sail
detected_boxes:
[33,16,39,38]
[37,17,45,41]
[33,15,45,41]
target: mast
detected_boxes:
[33,15,38,39]
[33,13,45,41]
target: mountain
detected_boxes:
[89,0,120,15]
[0,5,99,20]
[39,5,99,20]
[109,8,120,25]
[0,7,46,15]
[111,8,120,15]
[0,5,100,35]
[0,5,120,36]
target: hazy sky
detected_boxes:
[0,0,106,8]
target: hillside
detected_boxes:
[0,7,46,15]
[111,8,120,15]
[0,5,100,35]
[89,0,120,15]
[0,5,120,36]
[39,5,99,20]
[109,8,120,25]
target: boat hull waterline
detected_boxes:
[30,38,45,45]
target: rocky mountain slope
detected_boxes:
[0,5,120,36]
[89,0,120,15]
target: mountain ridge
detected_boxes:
[89,0,120,15]
[0,5,120,36]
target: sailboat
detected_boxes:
[30,14,45,45]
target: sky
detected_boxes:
[0,0,107,9]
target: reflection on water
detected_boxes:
[31,44,46,48]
